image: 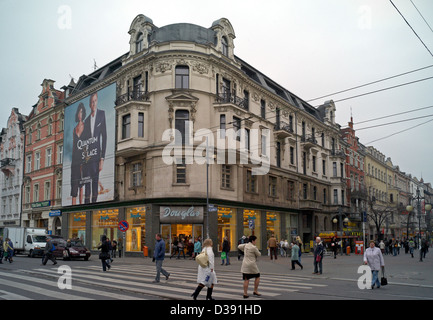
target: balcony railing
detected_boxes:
[115,90,149,106]
[215,93,249,111]
[0,158,15,168]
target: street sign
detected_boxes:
[118,220,129,232]
[248,219,255,230]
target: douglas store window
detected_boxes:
[126,207,146,252]
[92,209,119,250]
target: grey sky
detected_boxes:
[1,0,432,183]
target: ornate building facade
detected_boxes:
[59,15,348,254]
[0,108,27,227]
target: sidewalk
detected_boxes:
[115,250,433,288]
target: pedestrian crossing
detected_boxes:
[0,263,327,300]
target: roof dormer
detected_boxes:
[211,18,236,61]
[128,14,155,58]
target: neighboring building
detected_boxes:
[22,79,65,235]
[341,117,367,235]
[0,108,27,228]
[59,15,348,255]
[364,146,394,240]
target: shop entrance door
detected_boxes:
[161,224,203,254]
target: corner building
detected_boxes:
[61,15,347,255]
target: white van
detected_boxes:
[4,227,47,257]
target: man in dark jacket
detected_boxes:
[153,233,170,283]
[42,238,57,266]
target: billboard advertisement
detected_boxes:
[62,83,116,206]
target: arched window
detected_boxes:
[221,36,228,57]
[136,32,144,53]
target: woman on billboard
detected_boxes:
[71,103,86,205]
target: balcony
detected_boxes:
[299,199,322,210]
[331,149,345,158]
[274,121,294,139]
[0,158,15,175]
[301,135,318,150]
[214,93,249,111]
[115,90,149,106]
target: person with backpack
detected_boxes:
[42,238,57,266]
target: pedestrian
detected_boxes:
[409,238,415,258]
[0,236,4,264]
[177,237,186,259]
[268,234,277,260]
[364,240,385,289]
[330,236,338,259]
[152,233,170,283]
[117,238,123,258]
[111,239,117,258]
[290,241,303,270]
[420,239,428,261]
[42,238,57,266]
[191,238,217,300]
[313,237,324,275]
[221,236,230,265]
[170,236,179,259]
[193,237,202,260]
[238,235,261,298]
[237,235,247,260]
[283,239,289,257]
[379,240,385,254]
[3,238,13,263]
[98,235,111,272]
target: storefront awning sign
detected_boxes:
[160,206,204,224]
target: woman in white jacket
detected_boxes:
[364,240,385,289]
[191,238,218,300]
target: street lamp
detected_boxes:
[406,187,430,262]
[333,210,349,255]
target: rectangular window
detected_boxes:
[25,186,30,204]
[176,158,187,184]
[35,152,40,171]
[33,184,39,203]
[334,189,338,204]
[245,128,250,151]
[46,148,52,167]
[220,114,226,138]
[312,155,316,172]
[322,160,326,175]
[269,176,277,197]
[233,116,241,141]
[44,181,51,201]
[26,155,32,173]
[175,66,189,89]
[175,110,190,145]
[131,163,143,187]
[58,145,63,164]
[303,183,308,199]
[290,147,294,165]
[287,181,295,200]
[261,100,266,119]
[138,112,144,138]
[122,114,131,139]
[246,170,257,193]
[221,165,231,189]
[303,152,307,175]
[276,142,281,168]
[333,162,337,177]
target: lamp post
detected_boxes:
[406,187,431,262]
[333,208,349,255]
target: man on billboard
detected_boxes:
[83,91,107,204]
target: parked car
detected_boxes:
[50,238,91,261]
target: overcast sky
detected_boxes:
[1,0,432,185]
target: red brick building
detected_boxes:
[22,79,65,234]
[341,117,367,218]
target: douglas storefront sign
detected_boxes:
[160,206,204,223]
